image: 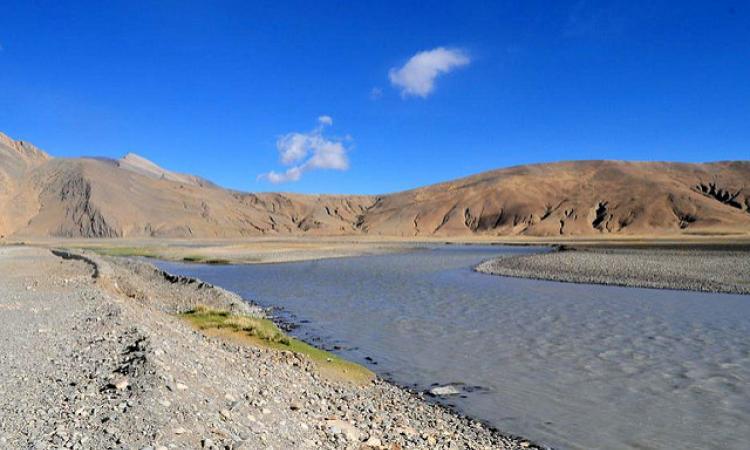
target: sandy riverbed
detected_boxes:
[9,234,750,265]
[476,246,750,295]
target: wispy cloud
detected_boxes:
[388,47,470,98]
[258,116,350,184]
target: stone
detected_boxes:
[111,376,129,391]
[429,385,461,396]
[326,419,361,442]
[364,436,382,447]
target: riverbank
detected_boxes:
[476,246,750,295]
[8,233,750,265]
[0,246,538,449]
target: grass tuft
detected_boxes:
[87,246,161,258]
[180,305,373,384]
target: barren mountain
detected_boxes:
[1,131,749,239]
[359,160,750,237]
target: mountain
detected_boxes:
[0,132,374,238]
[1,131,749,239]
[359,160,750,237]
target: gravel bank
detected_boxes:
[476,247,750,295]
[0,246,539,450]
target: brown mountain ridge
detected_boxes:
[1,131,749,239]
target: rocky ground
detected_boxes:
[476,247,750,295]
[0,246,538,450]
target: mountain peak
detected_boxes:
[0,131,51,162]
[119,152,179,179]
[118,152,209,187]
[120,152,165,170]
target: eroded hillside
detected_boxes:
[358,160,750,237]
[1,132,748,238]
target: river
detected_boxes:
[155,245,750,450]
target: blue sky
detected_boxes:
[1,1,748,194]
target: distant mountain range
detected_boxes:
[1,131,749,239]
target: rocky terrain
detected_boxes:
[2,131,750,239]
[0,246,538,449]
[476,247,750,295]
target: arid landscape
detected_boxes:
[3,3,750,449]
[2,131,749,242]
[2,129,750,450]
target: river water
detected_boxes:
[155,246,750,450]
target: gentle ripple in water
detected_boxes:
[156,246,750,450]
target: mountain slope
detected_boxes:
[0,133,51,237]
[1,131,748,239]
[359,160,750,236]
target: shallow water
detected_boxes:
[156,246,750,450]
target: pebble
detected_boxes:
[111,376,129,391]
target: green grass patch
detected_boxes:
[83,246,163,258]
[181,255,231,265]
[180,305,374,384]
[77,246,231,264]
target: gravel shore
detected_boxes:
[0,246,538,449]
[476,247,750,295]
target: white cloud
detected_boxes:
[258,117,350,184]
[277,132,310,165]
[264,167,302,184]
[369,87,383,100]
[389,47,470,98]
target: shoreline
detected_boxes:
[476,246,750,295]
[0,246,543,449]
[5,233,750,265]
[130,253,548,449]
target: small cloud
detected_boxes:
[388,47,470,98]
[258,116,350,184]
[264,167,303,184]
[369,87,383,100]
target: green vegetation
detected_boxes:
[76,246,231,264]
[181,255,231,264]
[182,304,290,343]
[85,246,163,258]
[180,305,374,384]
